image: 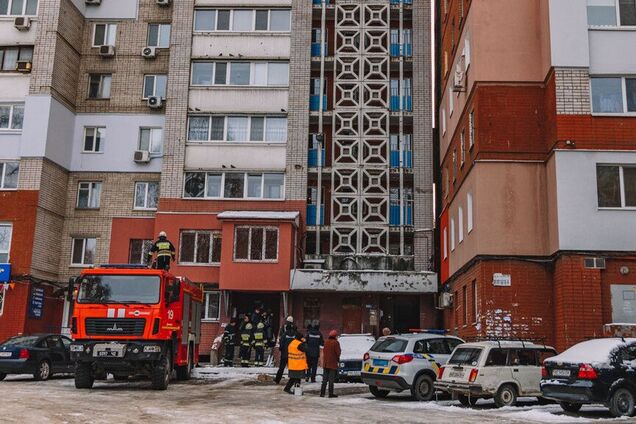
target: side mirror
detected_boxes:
[67,277,76,302]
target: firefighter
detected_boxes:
[305,320,324,382]
[147,231,176,270]
[253,322,266,367]
[222,319,237,367]
[239,322,254,367]
[274,316,297,384]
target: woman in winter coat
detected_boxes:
[283,331,308,394]
[321,329,341,398]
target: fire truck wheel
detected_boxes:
[151,350,171,390]
[74,363,94,389]
[176,348,193,381]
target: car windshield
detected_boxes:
[77,275,161,304]
[1,336,40,347]
[448,347,483,366]
[370,338,408,353]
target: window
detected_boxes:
[0,104,24,130]
[134,182,159,210]
[0,0,37,15]
[76,182,101,209]
[486,349,509,366]
[185,172,284,200]
[93,23,117,47]
[464,38,471,67]
[450,218,455,251]
[0,46,33,71]
[0,162,18,189]
[460,130,466,165]
[587,0,636,26]
[83,127,105,153]
[139,128,163,154]
[458,206,464,243]
[143,75,167,99]
[443,167,449,198]
[469,110,475,148]
[88,74,111,99]
[187,116,287,142]
[443,227,448,260]
[467,192,473,232]
[147,24,171,48]
[441,109,446,135]
[452,149,457,180]
[234,226,278,262]
[472,280,477,323]
[203,291,220,320]
[179,231,222,264]
[591,76,636,113]
[0,223,12,263]
[193,9,290,32]
[597,164,636,208]
[71,238,96,266]
[128,239,153,265]
[191,61,289,87]
[462,286,468,325]
[449,87,454,115]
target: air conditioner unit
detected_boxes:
[14,17,31,31]
[142,46,157,59]
[156,0,171,5]
[438,292,453,309]
[133,150,151,163]
[16,60,32,73]
[584,257,606,269]
[99,45,115,57]
[147,96,163,109]
[85,0,102,5]
[452,64,465,92]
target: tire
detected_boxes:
[494,384,517,408]
[0,372,6,381]
[609,388,635,418]
[33,360,51,381]
[74,363,94,389]
[411,374,435,401]
[151,350,171,390]
[176,347,193,381]
[458,394,479,407]
[559,402,582,413]
[369,385,390,398]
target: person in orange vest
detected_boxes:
[283,331,308,394]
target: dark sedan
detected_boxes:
[541,337,636,418]
[0,334,74,381]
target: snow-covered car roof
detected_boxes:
[545,338,636,367]
[338,334,376,361]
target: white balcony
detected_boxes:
[290,269,438,293]
[185,143,287,170]
[189,87,288,113]
[192,34,290,59]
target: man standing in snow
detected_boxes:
[274,316,297,384]
[305,320,324,382]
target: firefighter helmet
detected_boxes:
[159,231,167,238]
[257,322,264,329]
[245,323,253,330]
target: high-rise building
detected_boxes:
[438,0,636,350]
[0,0,436,354]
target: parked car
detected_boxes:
[541,337,636,417]
[435,341,557,407]
[361,332,464,401]
[0,334,74,381]
[337,334,376,382]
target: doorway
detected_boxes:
[231,292,281,335]
[380,295,420,334]
[342,297,362,334]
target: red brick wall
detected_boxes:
[0,190,38,275]
[555,115,636,150]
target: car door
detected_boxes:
[484,348,513,392]
[60,336,74,372]
[45,336,66,373]
[511,349,540,395]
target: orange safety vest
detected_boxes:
[287,339,308,371]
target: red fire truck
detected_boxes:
[68,265,203,390]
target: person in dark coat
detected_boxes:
[222,319,237,367]
[321,329,341,398]
[274,316,297,384]
[305,320,324,382]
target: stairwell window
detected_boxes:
[0,104,24,130]
[597,164,636,208]
[143,75,167,99]
[0,223,12,263]
[234,226,278,262]
[179,230,222,264]
[93,23,117,47]
[129,239,153,265]
[587,0,636,26]
[203,291,221,321]
[71,238,96,266]
[134,182,159,210]
[139,128,163,154]
[83,127,105,153]
[88,74,111,99]
[147,24,171,48]
[0,162,18,189]
[0,0,38,16]
[76,182,101,209]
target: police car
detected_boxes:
[361,332,464,401]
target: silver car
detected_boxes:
[361,332,464,400]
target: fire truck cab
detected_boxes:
[68,265,203,390]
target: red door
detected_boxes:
[342,304,362,334]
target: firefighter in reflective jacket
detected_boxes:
[253,322,266,366]
[147,231,176,270]
[239,323,254,367]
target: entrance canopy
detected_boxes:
[290,269,437,293]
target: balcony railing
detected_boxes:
[390,95,412,112]
[310,95,327,111]
[307,204,325,225]
[390,43,412,57]
[308,148,326,167]
[390,202,413,226]
[390,150,412,168]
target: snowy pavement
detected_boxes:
[0,367,628,424]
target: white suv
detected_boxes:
[361,333,464,401]
[435,341,557,407]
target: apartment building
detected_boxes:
[438,0,636,351]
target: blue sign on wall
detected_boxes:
[0,264,10,283]
[29,287,45,319]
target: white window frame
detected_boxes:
[441,109,446,135]
[147,23,171,48]
[0,104,25,131]
[139,127,163,154]
[70,238,96,267]
[184,172,285,200]
[187,115,287,143]
[190,61,289,87]
[587,0,636,27]
[76,182,102,209]
[88,74,112,99]
[143,74,168,99]
[590,76,636,116]
[134,181,159,210]
[0,162,19,190]
[203,291,221,321]
[469,110,475,148]
[443,226,448,260]
[0,0,38,16]
[82,127,105,153]
[463,38,471,68]
[467,192,474,233]
[450,218,456,251]
[92,23,117,47]
[460,130,466,166]
[597,164,636,209]
[458,206,464,243]
[449,87,454,115]
[178,230,222,265]
[0,223,12,263]
[128,239,153,265]
[233,226,279,263]
[193,9,291,33]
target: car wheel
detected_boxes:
[74,363,94,389]
[494,384,517,408]
[411,374,435,401]
[0,372,6,381]
[151,350,171,390]
[33,360,51,381]
[458,394,479,407]
[369,385,390,398]
[609,388,635,417]
[559,402,582,413]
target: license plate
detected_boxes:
[552,369,571,377]
[0,352,12,358]
[347,371,361,376]
[93,343,126,358]
[97,350,121,357]
[373,359,389,367]
[449,370,464,378]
